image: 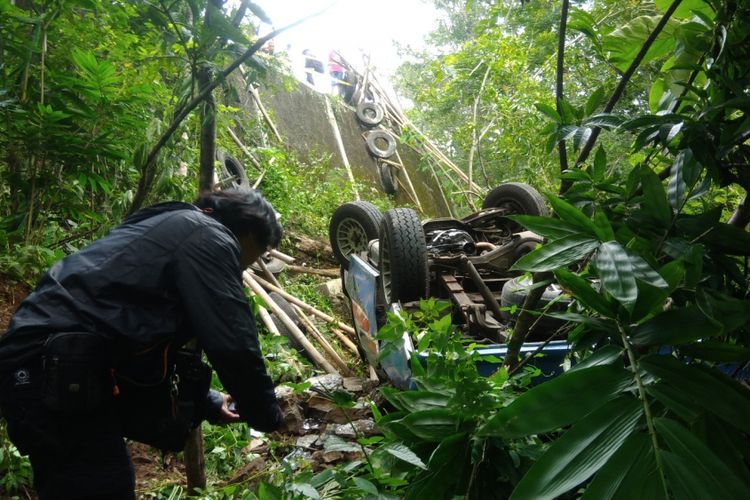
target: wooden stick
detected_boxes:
[226,127,262,172]
[244,272,338,375]
[257,258,281,287]
[324,95,360,200]
[393,148,422,211]
[269,249,295,264]
[257,302,281,335]
[248,86,283,142]
[295,309,352,375]
[251,273,356,336]
[331,327,359,355]
[286,265,340,278]
[252,170,266,190]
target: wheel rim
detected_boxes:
[380,230,392,303]
[336,217,370,261]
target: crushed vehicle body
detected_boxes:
[329,183,570,388]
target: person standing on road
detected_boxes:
[0,188,284,499]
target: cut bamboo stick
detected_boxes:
[331,327,359,355]
[286,265,339,278]
[269,249,295,264]
[248,86,282,142]
[244,272,338,375]
[296,310,351,375]
[226,127,262,172]
[251,273,356,336]
[324,95,360,200]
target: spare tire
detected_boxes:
[329,201,383,267]
[365,130,397,158]
[216,151,249,188]
[378,162,397,195]
[482,182,547,216]
[356,102,384,126]
[379,208,428,304]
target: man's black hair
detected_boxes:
[195,188,282,250]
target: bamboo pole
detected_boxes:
[244,272,338,375]
[392,148,422,211]
[251,273,356,336]
[324,95,360,200]
[226,127,262,172]
[269,249,295,264]
[296,311,351,375]
[331,327,359,355]
[286,265,340,278]
[248,86,283,142]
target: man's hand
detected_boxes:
[216,392,241,424]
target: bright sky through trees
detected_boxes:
[254,0,437,77]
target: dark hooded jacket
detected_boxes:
[0,202,282,431]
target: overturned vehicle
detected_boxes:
[329,183,570,388]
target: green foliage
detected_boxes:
[0,422,32,495]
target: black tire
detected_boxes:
[268,292,306,354]
[356,102,384,126]
[379,208,428,304]
[482,182,547,216]
[500,276,570,332]
[329,201,383,267]
[378,162,397,195]
[365,130,397,158]
[250,255,287,275]
[217,151,249,188]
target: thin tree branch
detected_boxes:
[556,0,571,194]
[127,11,325,214]
[566,0,684,193]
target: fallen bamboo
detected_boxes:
[296,310,352,375]
[393,149,422,211]
[286,265,339,278]
[249,86,282,142]
[269,249,295,264]
[243,272,338,375]
[226,127,262,172]
[257,301,281,335]
[257,258,281,287]
[251,273,356,336]
[324,95,360,200]
[331,327,359,355]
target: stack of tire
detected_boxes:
[356,101,398,196]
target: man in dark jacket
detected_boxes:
[0,188,284,499]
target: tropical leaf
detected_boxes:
[640,355,750,433]
[695,287,750,334]
[401,409,461,442]
[382,389,451,413]
[510,395,643,500]
[382,443,428,470]
[547,195,605,239]
[511,234,600,272]
[509,215,583,239]
[602,16,678,73]
[554,269,615,317]
[640,167,673,227]
[568,345,624,373]
[535,102,562,122]
[580,432,652,500]
[678,341,750,362]
[630,305,723,346]
[479,365,632,438]
[594,241,638,308]
[656,417,750,498]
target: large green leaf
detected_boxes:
[401,409,461,442]
[667,149,701,209]
[640,167,673,227]
[568,345,624,373]
[696,287,750,333]
[640,355,750,433]
[479,365,632,438]
[511,234,600,272]
[630,305,723,346]
[678,341,750,362]
[548,195,605,240]
[602,16,678,73]
[630,260,685,322]
[706,223,750,256]
[382,388,451,413]
[646,382,702,422]
[656,417,750,498]
[594,241,638,308]
[510,396,643,500]
[580,432,651,500]
[509,215,582,239]
[654,0,714,19]
[554,269,616,317]
[382,443,427,470]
